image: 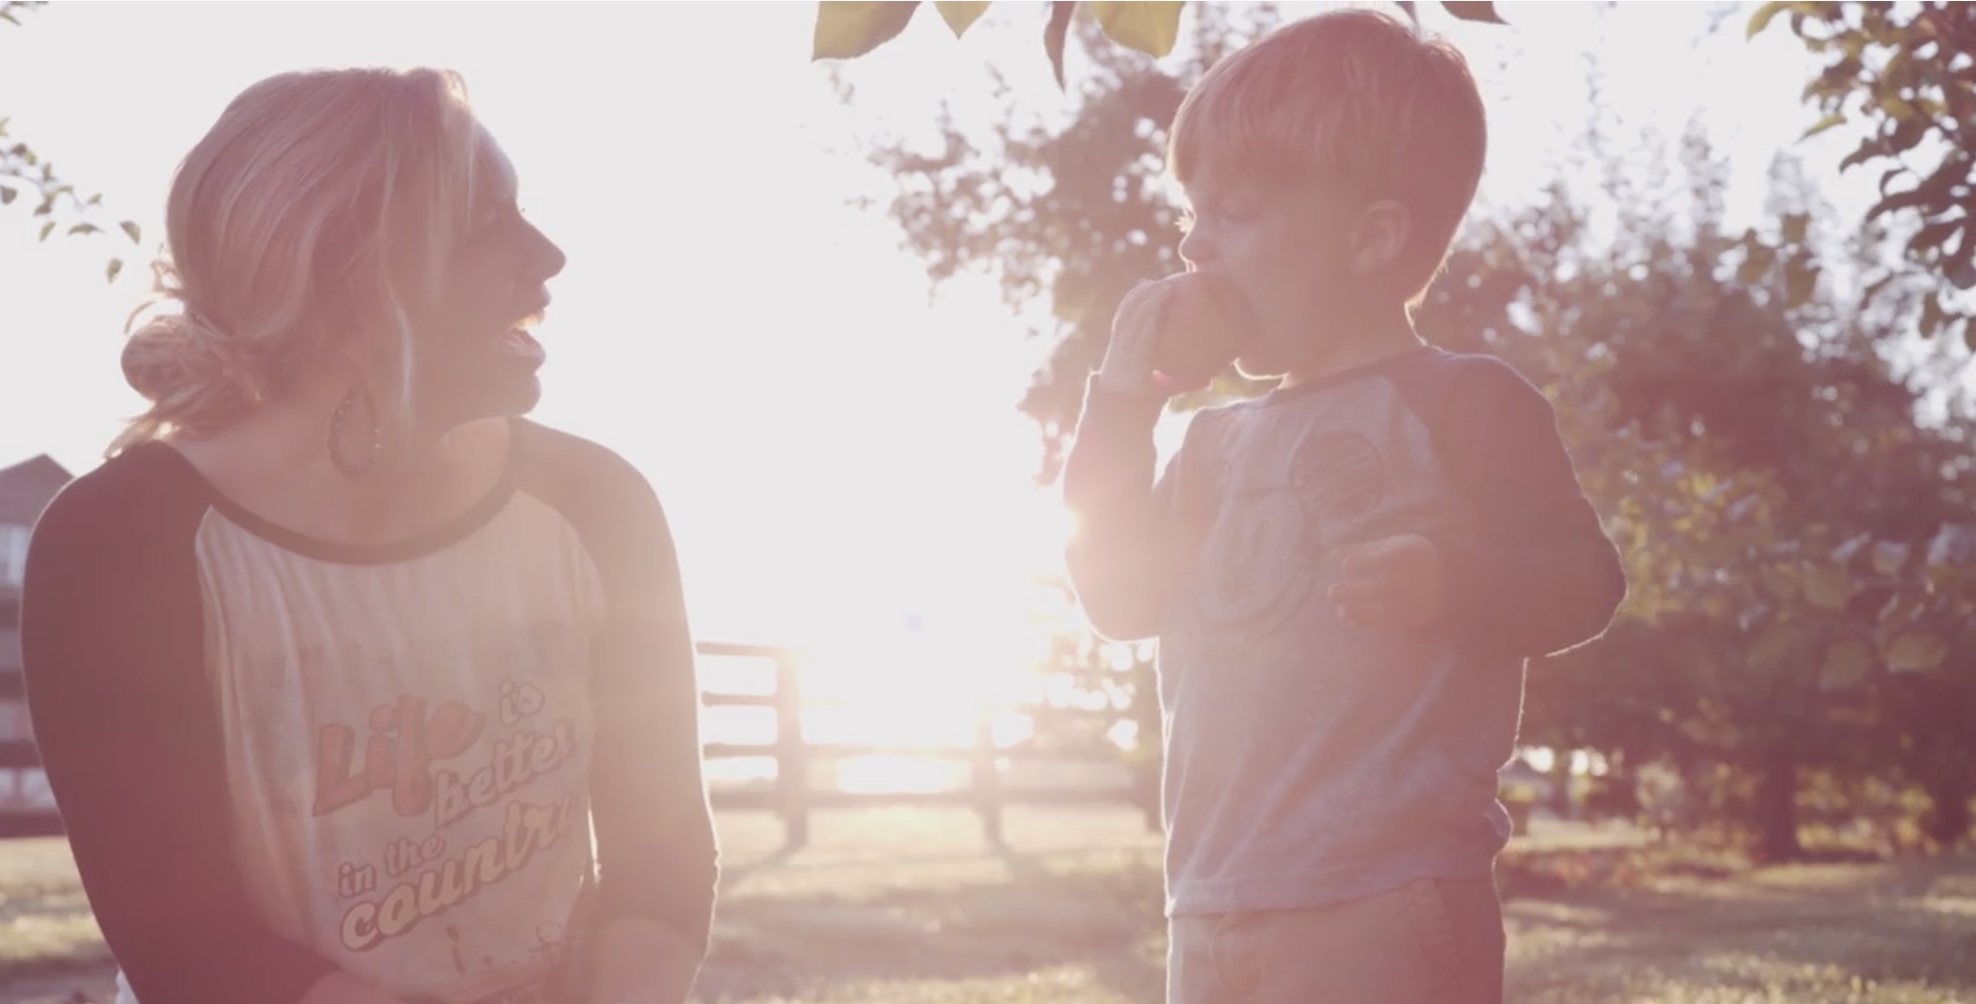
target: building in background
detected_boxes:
[0,453,71,833]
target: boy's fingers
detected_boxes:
[1116,277,1174,337]
[1326,578,1382,605]
[1337,600,1401,629]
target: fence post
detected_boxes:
[972,715,1004,845]
[774,652,810,851]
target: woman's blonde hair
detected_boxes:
[111,66,484,456]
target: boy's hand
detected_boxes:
[1327,535,1446,630]
[1097,278,1175,396]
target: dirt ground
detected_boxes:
[6,807,1976,1003]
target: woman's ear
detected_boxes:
[1350,199,1411,277]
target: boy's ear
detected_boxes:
[1350,200,1411,277]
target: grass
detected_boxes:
[6,807,1976,1003]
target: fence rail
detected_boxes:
[0,641,1157,847]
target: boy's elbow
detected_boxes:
[1064,548,1165,643]
[1556,546,1629,654]
[1069,579,1163,643]
[1083,605,1161,644]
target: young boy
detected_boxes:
[1062,10,1628,1004]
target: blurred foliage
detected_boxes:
[812,1,1503,88]
[0,0,141,282]
[855,2,1976,859]
[1749,1,1976,348]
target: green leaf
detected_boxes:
[932,0,991,36]
[1948,259,1976,291]
[1751,622,1799,668]
[105,257,122,283]
[1737,243,1776,284]
[1440,2,1506,24]
[1803,558,1853,610]
[1044,0,1076,89]
[1920,292,1945,338]
[1091,1,1185,57]
[1820,639,1874,690]
[1780,212,1811,246]
[1871,540,1910,576]
[36,219,52,242]
[1801,112,1846,139]
[1747,0,1792,38]
[812,1,922,60]
[1761,561,1801,601]
[1833,532,1872,566]
[1927,522,1976,571]
[1884,632,1948,673]
[67,222,101,237]
[0,184,13,205]
[1783,258,1820,309]
[119,220,141,243]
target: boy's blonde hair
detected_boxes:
[112,67,485,456]
[1168,7,1487,301]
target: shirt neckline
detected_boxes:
[134,419,523,567]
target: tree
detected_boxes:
[1749,1,1976,348]
[0,0,141,280]
[1414,131,1976,858]
[811,1,1505,90]
[854,0,1976,857]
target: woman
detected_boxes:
[18,68,718,1004]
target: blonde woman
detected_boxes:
[18,68,718,1004]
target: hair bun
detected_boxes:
[118,309,262,437]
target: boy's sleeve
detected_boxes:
[1418,356,1628,658]
[1061,377,1199,642]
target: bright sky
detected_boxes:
[0,2,1867,699]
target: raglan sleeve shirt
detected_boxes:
[1061,376,1201,643]
[1418,355,1629,658]
[20,452,343,1004]
[18,428,721,1004]
[521,427,720,954]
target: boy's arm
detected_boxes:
[1061,377,1190,642]
[1423,357,1628,658]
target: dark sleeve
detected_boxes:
[1410,356,1629,658]
[518,424,718,955]
[1061,377,1202,642]
[18,455,340,1004]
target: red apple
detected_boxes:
[1152,272,1256,391]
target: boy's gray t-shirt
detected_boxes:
[1063,345,1627,916]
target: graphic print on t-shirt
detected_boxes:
[314,677,583,959]
[1188,425,1387,657]
[192,493,609,1004]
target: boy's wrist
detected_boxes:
[1095,353,1163,397]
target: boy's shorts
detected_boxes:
[1166,875,1505,1004]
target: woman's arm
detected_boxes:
[19,453,391,1004]
[513,423,719,1004]
[585,476,719,1003]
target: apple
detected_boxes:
[1152,272,1256,391]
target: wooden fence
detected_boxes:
[1,640,1158,846]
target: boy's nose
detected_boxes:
[1178,228,1216,269]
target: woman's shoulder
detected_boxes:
[26,441,214,587]
[507,418,663,515]
[35,443,211,540]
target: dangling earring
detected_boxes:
[326,381,382,478]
